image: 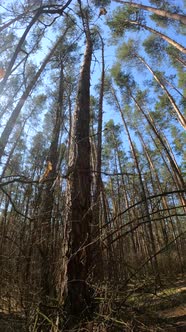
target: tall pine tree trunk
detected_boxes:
[64,8,93,322]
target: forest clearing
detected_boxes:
[0,0,185,331]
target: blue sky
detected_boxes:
[0,0,185,165]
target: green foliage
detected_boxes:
[177,68,186,90]
[150,93,172,127]
[149,2,185,33]
[117,39,138,61]
[166,45,186,63]
[150,13,172,28]
[149,0,166,5]
[90,95,98,122]
[103,75,112,94]
[103,119,125,171]
[171,126,186,156]
[90,27,102,50]
[104,120,123,150]
[91,0,111,7]
[107,6,142,38]
[29,131,49,172]
[155,93,170,110]
[143,35,167,62]
[110,63,134,90]
[104,119,121,134]
[135,89,148,106]
[180,97,186,115]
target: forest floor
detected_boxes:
[0,274,185,331]
[113,274,186,331]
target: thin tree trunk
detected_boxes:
[111,86,161,283]
[0,0,73,94]
[128,20,186,54]
[138,131,184,272]
[0,33,68,163]
[129,89,186,192]
[136,54,186,130]
[163,77,186,100]
[113,0,186,25]
[0,12,27,33]
[92,32,105,280]
[0,11,41,94]
[36,62,64,331]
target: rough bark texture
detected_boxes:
[65,16,93,322]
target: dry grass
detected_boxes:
[0,275,185,331]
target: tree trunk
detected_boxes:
[113,0,186,25]
[36,62,64,331]
[136,54,186,130]
[0,34,67,163]
[127,20,186,54]
[64,9,93,323]
[0,0,73,95]
[111,87,161,283]
[130,90,186,190]
[137,131,184,273]
[92,32,105,280]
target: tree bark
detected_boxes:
[113,0,186,25]
[65,7,93,322]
